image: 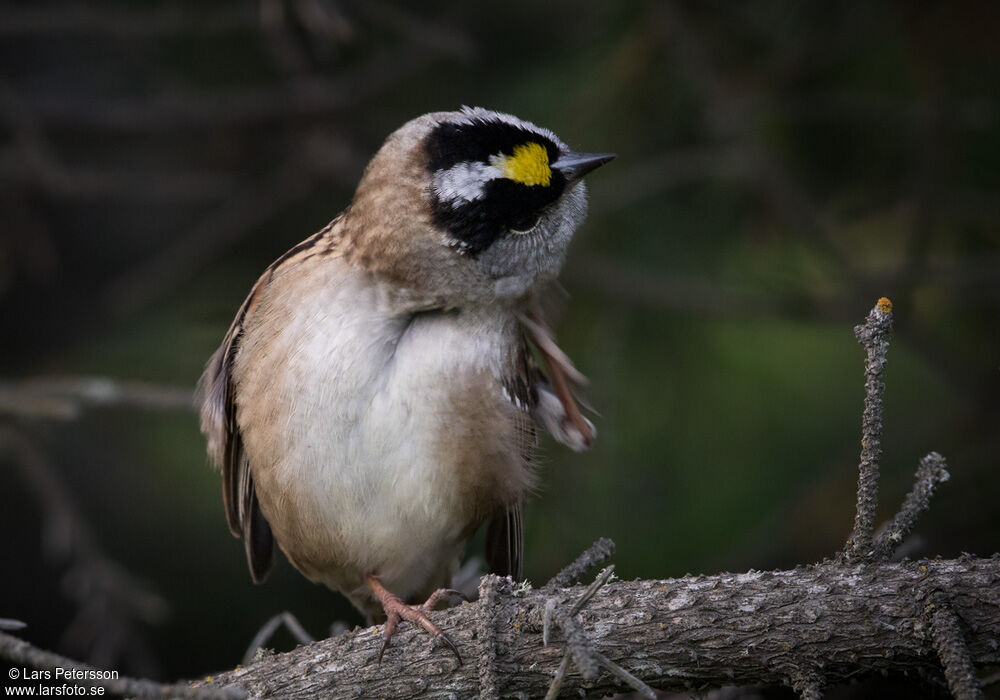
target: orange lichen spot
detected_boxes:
[876,297,893,313]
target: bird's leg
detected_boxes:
[364,574,463,664]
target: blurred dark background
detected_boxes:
[1,0,997,695]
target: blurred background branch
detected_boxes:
[1,1,997,696]
[0,427,168,677]
[0,377,192,420]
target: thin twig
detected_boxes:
[477,575,500,700]
[241,612,315,666]
[928,597,984,700]
[543,566,616,697]
[561,614,599,679]
[845,297,894,559]
[872,452,950,560]
[569,566,615,616]
[545,537,615,588]
[542,655,572,700]
[593,651,657,699]
[542,598,557,647]
[0,631,245,700]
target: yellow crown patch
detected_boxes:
[495,142,551,187]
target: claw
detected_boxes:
[421,588,469,612]
[365,574,463,665]
[435,631,462,663]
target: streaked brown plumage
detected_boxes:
[198,107,610,658]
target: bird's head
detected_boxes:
[343,107,613,306]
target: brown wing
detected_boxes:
[197,222,340,583]
[198,275,274,583]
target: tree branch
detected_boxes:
[197,557,1000,698]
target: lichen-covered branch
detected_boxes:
[928,596,985,700]
[873,452,950,560]
[845,297,894,559]
[477,575,501,700]
[544,537,615,588]
[199,557,1000,698]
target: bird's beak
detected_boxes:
[552,151,616,184]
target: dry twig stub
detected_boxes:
[873,451,950,560]
[845,296,894,559]
[545,537,616,589]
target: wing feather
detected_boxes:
[197,221,339,583]
[198,276,274,583]
[485,503,523,579]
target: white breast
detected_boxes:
[233,258,531,602]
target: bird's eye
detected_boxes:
[510,214,541,234]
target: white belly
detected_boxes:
[233,261,531,603]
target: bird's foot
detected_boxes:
[364,574,463,665]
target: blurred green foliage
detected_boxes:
[1,0,997,693]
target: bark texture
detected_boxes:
[204,556,1000,698]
